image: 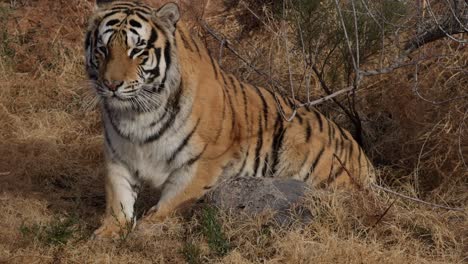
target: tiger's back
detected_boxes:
[86,1,374,239]
[175,23,373,188]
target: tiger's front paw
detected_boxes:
[91,218,133,241]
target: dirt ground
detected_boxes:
[0,0,466,263]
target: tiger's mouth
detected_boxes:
[98,82,164,112]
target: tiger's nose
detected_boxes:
[103,80,123,91]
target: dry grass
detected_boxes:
[0,0,466,263]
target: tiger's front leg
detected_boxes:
[93,162,138,240]
[141,161,219,225]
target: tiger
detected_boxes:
[85,1,374,239]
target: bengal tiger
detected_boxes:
[85,1,374,239]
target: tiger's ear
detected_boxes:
[155,2,180,30]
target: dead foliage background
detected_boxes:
[0,0,466,263]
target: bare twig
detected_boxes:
[333,0,359,77]
[298,86,354,108]
[425,0,467,44]
[370,199,396,229]
[371,183,465,212]
[443,0,468,32]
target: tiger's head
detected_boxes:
[85,1,181,111]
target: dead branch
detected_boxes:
[298,86,354,108]
[370,199,396,229]
[404,0,467,52]
[371,183,465,212]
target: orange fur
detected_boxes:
[86,1,374,239]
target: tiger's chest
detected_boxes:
[102,108,195,188]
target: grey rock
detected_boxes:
[205,177,312,225]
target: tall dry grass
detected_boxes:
[0,0,466,263]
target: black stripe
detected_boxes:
[261,154,269,177]
[93,28,99,46]
[103,128,133,171]
[189,35,201,55]
[313,111,323,132]
[155,47,162,62]
[270,113,285,176]
[329,166,345,184]
[278,93,291,109]
[296,113,303,124]
[220,72,228,86]
[179,30,194,52]
[164,40,172,70]
[131,7,152,14]
[336,135,344,159]
[104,129,118,158]
[84,31,92,49]
[105,7,130,13]
[102,10,122,20]
[223,83,237,138]
[357,146,363,177]
[365,157,372,176]
[214,87,227,142]
[305,122,312,142]
[341,145,350,175]
[298,150,310,178]
[110,5,150,15]
[129,19,142,28]
[104,104,131,140]
[106,19,120,26]
[337,125,349,140]
[253,113,264,177]
[304,146,325,182]
[240,82,249,135]
[143,85,183,143]
[348,141,354,163]
[149,105,169,127]
[167,119,201,164]
[208,53,219,79]
[228,75,238,95]
[129,28,139,35]
[179,144,208,169]
[328,123,335,147]
[111,2,136,8]
[234,150,249,178]
[254,86,269,128]
[148,28,158,47]
[135,12,150,22]
[104,28,115,34]
[143,66,160,77]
